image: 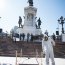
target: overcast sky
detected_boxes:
[0,0,65,35]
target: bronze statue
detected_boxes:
[18,16,22,28]
[28,0,33,6]
[37,18,42,29]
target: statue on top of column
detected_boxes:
[28,0,33,6]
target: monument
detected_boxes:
[16,0,42,41]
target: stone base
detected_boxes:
[16,26,42,35]
[62,34,65,42]
[16,26,42,41]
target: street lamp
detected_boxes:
[58,16,65,34]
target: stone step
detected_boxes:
[0,37,65,57]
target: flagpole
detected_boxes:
[36,49,39,65]
[20,48,22,58]
[16,50,17,65]
[41,51,43,65]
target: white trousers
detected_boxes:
[45,50,55,65]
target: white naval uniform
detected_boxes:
[42,37,55,65]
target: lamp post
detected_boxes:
[58,16,65,34]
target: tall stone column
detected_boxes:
[24,6,37,27]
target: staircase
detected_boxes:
[0,37,42,57]
[0,36,65,58]
[54,40,65,58]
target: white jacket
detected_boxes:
[42,37,55,54]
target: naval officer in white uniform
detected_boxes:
[42,34,55,65]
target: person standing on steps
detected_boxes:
[42,34,55,65]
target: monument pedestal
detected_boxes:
[17,26,42,35]
[16,5,42,41]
